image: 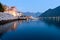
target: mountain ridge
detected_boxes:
[40,6,60,17]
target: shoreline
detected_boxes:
[0,19,27,25]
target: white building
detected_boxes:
[4,6,22,17]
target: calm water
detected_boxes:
[0,19,60,40]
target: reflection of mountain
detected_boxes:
[42,19,60,28]
[0,22,16,31]
[40,6,60,17]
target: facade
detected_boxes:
[4,6,22,17]
[8,6,17,17]
[17,12,23,16]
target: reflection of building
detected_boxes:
[11,22,18,30]
[0,20,23,35]
[0,21,17,38]
[0,21,17,34]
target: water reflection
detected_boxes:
[0,20,25,38]
[0,19,60,40]
[41,17,60,28]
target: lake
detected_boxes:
[0,19,60,40]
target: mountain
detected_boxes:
[23,12,41,17]
[40,6,60,17]
[35,12,42,16]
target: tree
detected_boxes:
[0,2,4,12]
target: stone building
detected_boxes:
[4,6,18,17]
[4,5,24,17]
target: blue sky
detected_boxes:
[0,0,60,12]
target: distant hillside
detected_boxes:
[23,12,41,17]
[40,6,60,17]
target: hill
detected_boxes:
[40,6,60,17]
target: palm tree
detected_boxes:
[0,2,4,12]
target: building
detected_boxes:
[17,12,23,16]
[8,6,17,17]
[4,6,23,17]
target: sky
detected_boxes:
[0,0,60,12]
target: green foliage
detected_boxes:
[0,2,5,12]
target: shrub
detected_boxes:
[0,2,5,12]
